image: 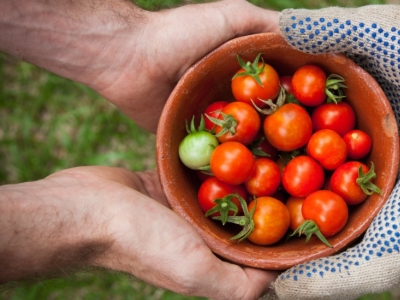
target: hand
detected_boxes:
[0,166,278,299]
[95,0,280,133]
[267,5,400,299]
[0,0,279,133]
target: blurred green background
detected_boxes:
[0,0,397,299]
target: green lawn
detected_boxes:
[0,0,396,299]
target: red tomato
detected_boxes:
[197,177,247,216]
[306,129,347,170]
[210,141,255,185]
[343,129,372,160]
[286,196,306,231]
[263,103,312,152]
[282,155,325,197]
[232,59,280,108]
[311,102,356,136]
[244,158,281,197]
[203,101,229,131]
[213,102,260,145]
[280,76,294,95]
[291,65,327,106]
[247,197,290,245]
[302,190,348,237]
[330,161,371,205]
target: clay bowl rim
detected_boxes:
[156,33,399,270]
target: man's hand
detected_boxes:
[0,166,278,299]
[0,0,279,133]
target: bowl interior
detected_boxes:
[156,33,399,270]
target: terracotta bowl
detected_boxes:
[156,33,399,270]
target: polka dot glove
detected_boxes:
[263,5,400,300]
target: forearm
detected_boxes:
[0,177,112,282]
[0,0,147,93]
[0,167,174,284]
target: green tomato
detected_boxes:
[178,115,219,170]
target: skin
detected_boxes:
[0,0,280,299]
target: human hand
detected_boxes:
[262,5,400,299]
[0,0,279,134]
[0,166,278,299]
[88,0,280,133]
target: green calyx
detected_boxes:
[356,162,382,195]
[232,53,266,87]
[205,194,239,225]
[186,114,206,134]
[212,194,256,242]
[205,112,238,137]
[279,149,302,165]
[291,220,332,248]
[325,74,348,104]
[248,136,271,158]
[252,86,286,115]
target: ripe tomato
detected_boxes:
[282,155,325,197]
[343,129,372,160]
[210,141,255,185]
[232,55,280,108]
[198,177,247,218]
[280,76,293,95]
[286,196,306,231]
[213,102,260,145]
[330,161,381,205]
[263,103,312,152]
[306,129,347,170]
[302,190,348,238]
[244,158,281,197]
[203,101,229,131]
[291,65,327,106]
[311,102,356,136]
[247,197,290,245]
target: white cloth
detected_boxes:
[267,5,400,300]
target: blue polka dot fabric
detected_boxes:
[269,6,400,300]
[280,5,400,128]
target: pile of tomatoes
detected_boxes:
[178,53,381,247]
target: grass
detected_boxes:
[0,0,396,299]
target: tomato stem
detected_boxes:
[232,53,265,87]
[186,114,206,134]
[212,194,256,242]
[205,194,240,225]
[252,86,286,115]
[291,220,332,248]
[248,136,271,158]
[356,162,382,195]
[325,74,348,104]
[205,112,238,138]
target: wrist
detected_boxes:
[0,179,113,282]
[0,0,150,92]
